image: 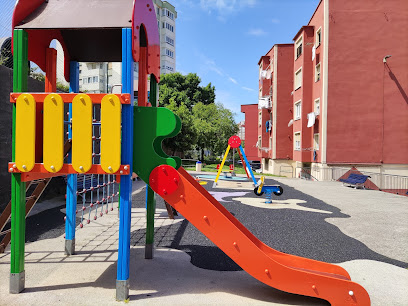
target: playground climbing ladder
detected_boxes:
[7,0,370,305]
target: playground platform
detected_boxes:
[0,172,407,305]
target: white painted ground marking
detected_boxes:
[209,191,249,202]
[232,197,332,214]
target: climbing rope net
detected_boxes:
[64,103,120,228]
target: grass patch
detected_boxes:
[183,164,283,177]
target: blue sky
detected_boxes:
[172,0,320,122]
[0,0,320,121]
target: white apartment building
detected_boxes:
[78,62,108,93]
[153,0,177,75]
[76,0,176,93]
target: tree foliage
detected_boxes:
[159,72,215,110]
[159,72,238,160]
[162,99,196,155]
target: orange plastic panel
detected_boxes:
[10,93,131,104]
[8,162,131,181]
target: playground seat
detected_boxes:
[339,173,370,189]
[229,164,234,172]
[216,164,220,170]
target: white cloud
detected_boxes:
[228,77,238,84]
[242,87,255,92]
[270,18,280,24]
[199,0,256,20]
[246,28,267,36]
[196,51,225,76]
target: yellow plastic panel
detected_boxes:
[101,94,121,173]
[43,94,64,172]
[15,94,36,172]
[72,94,92,173]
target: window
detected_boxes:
[295,36,303,59]
[314,134,320,150]
[315,63,321,82]
[294,132,301,151]
[83,78,86,84]
[258,111,262,126]
[166,36,174,46]
[314,98,320,115]
[316,28,322,47]
[295,68,302,89]
[166,10,174,20]
[87,77,92,83]
[294,101,301,120]
[165,49,174,58]
[157,7,160,15]
[93,76,98,83]
[165,22,174,32]
[162,22,165,28]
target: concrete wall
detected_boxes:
[240,104,261,161]
[327,0,408,165]
[275,44,295,160]
[308,0,324,164]
[0,65,45,212]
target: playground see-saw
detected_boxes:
[7,0,370,304]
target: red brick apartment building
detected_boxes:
[243,0,408,183]
[240,104,261,162]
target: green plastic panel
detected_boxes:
[133,107,181,183]
[145,186,156,245]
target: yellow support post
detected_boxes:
[101,94,121,173]
[15,94,36,172]
[72,94,92,173]
[213,145,231,187]
[257,176,265,194]
[43,94,64,172]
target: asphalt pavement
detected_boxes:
[0,172,406,305]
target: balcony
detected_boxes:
[258,96,271,109]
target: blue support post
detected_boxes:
[116,28,134,301]
[239,145,257,186]
[65,61,79,255]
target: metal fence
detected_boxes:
[303,166,408,196]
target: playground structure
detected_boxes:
[213,136,259,188]
[7,0,370,305]
[213,136,283,202]
[254,176,283,203]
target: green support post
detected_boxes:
[10,29,28,294]
[145,75,158,259]
[145,186,156,259]
[149,75,158,107]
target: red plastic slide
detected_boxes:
[149,166,370,306]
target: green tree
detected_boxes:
[162,99,196,155]
[193,103,238,161]
[159,72,215,110]
[158,72,237,160]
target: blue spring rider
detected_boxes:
[254,176,283,203]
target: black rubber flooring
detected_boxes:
[130,177,407,271]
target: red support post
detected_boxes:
[138,46,148,107]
